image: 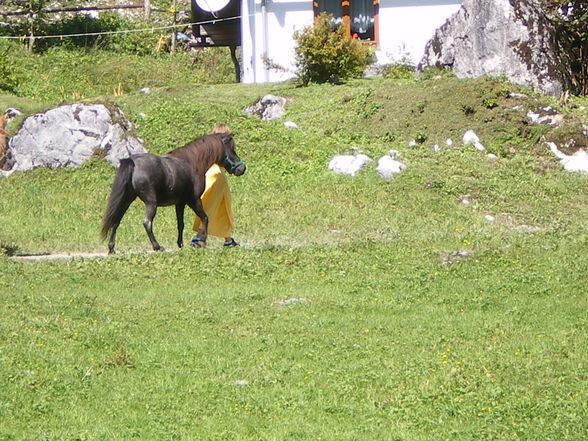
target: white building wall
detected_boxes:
[242,0,313,84]
[376,0,462,65]
[241,0,462,84]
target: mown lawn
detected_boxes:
[1,48,587,440]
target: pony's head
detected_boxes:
[218,133,246,176]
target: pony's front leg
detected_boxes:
[143,203,163,251]
[175,204,185,248]
[188,198,208,248]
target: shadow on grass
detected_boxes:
[1,243,20,257]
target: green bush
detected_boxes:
[383,61,415,80]
[293,13,371,86]
[541,0,587,95]
[0,41,21,94]
[419,66,456,80]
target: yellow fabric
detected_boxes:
[192,164,234,238]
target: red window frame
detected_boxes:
[313,0,379,46]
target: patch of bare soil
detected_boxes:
[12,252,108,261]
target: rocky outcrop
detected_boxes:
[245,95,287,121]
[3,103,145,176]
[420,0,574,95]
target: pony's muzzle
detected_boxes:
[232,163,246,176]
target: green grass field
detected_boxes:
[1,46,587,440]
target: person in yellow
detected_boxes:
[190,123,239,247]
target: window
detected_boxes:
[313,0,379,44]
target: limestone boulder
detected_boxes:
[245,95,287,121]
[420,0,574,95]
[4,103,146,175]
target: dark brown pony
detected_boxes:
[100,133,245,254]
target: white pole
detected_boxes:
[261,0,269,82]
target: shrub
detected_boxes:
[541,0,587,95]
[383,61,415,80]
[0,41,21,94]
[419,66,455,80]
[293,13,371,86]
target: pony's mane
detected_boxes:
[167,133,229,170]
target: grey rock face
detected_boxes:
[245,95,287,121]
[5,103,146,173]
[420,0,573,95]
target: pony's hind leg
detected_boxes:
[143,203,163,251]
[104,191,136,255]
[175,204,185,248]
[107,225,118,255]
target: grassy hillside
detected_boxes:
[1,48,587,441]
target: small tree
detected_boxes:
[542,0,588,95]
[293,13,371,86]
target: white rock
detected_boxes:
[445,138,453,146]
[527,109,564,127]
[485,214,496,222]
[245,94,287,121]
[375,150,406,181]
[328,153,372,176]
[527,110,541,123]
[463,130,485,151]
[547,141,588,173]
[284,121,298,129]
[6,104,146,173]
[547,141,566,160]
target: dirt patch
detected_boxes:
[12,252,109,262]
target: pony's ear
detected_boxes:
[220,133,233,144]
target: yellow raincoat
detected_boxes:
[192,164,234,238]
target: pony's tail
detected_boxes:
[100,158,135,240]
